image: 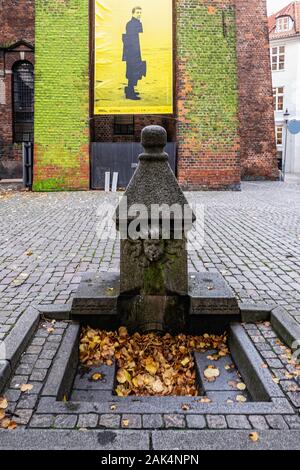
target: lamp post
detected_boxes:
[281,109,290,182]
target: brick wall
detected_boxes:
[176,0,241,190]
[33,0,90,191]
[235,0,279,180]
[94,116,175,143]
[0,0,34,45]
[0,1,34,178]
[1,0,278,189]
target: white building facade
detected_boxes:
[269,2,300,174]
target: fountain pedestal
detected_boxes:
[71,126,239,333]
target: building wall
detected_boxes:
[296,40,300,173]
[272,37,300,174]
[0,0,35,179]
[1,0,278,189]
[0,0,34,45]
[235,0,279,180]
[33,0,90,191]
[176,0,241,190]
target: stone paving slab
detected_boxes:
[0,429,150,450]
[0,429,300,450]
[151,430,300,450]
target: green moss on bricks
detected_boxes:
[33,0,89,191]
[32,178,67,192]
[177,4,238,149]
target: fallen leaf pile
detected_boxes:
[80,327,228,397]
[0,397,17,430]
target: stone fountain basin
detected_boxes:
[36,322,291,418]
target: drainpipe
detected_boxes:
[282,109,290,181]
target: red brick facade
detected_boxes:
[0,0,34,179]
[0,0,278,187]
[236,0,279,180]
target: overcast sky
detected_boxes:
[267,0,293,15]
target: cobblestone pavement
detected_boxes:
[0,180,299,340]
[1,179,300,446]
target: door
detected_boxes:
[91,142,177,190]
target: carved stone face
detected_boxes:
[143,239,164,262]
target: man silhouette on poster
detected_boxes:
[122,6,147,100]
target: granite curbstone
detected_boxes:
[239,303,273,323]
[271,307,300,349]
[0,360,12,394]
[38,303,72,321]
[41,323,80,400]
[4,306,40,370]
[229,323,284,401]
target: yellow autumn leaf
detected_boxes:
[122,419,129,427]
[115,386,125,397]
[218,351,227,357]
[116,368,131,384]
[181,404,190,411]
[181,357,190,367]
[236,383,246,391]
[8,421,17,430]
[152,379,164,394]
[145,358,158,376]
[0,418,11,429]
[91,373,103,382]
[199,397,211,403]
[0,398,8,410]
[118,327,128,338]
[20,384,33,393]
[204,366,220,381]
[249,432,259,442]
[132,374,144,388]
[0,410,5,420]
[207,355,219,361]
[236,395,247,403]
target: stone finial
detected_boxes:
[115,125,195,228]
[140,125,168,158]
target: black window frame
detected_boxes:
[12,61,34,144]
[114,115,135,136]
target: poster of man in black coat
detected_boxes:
[122,6,147,100]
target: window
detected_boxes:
[276,16,292,32]
[271,46,285,71]
[13,62,34,143]
[276,126,283,145]
[114,116,134,135]
[273,87,284,111]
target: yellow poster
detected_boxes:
[94,0,173,115]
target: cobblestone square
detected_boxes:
[0,179,300,449]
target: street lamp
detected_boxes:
[281,109,290,182]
